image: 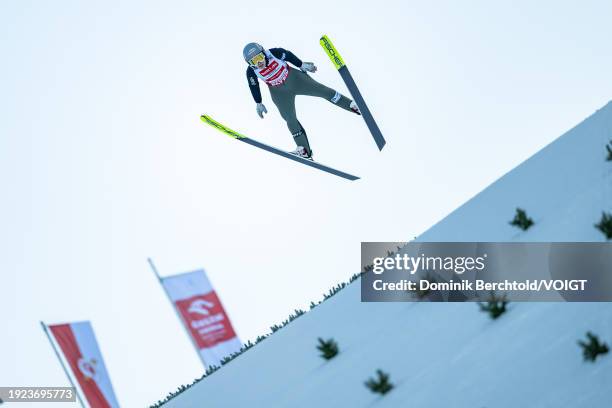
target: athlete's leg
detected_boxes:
[270,87,312,154]
[293,70,354,112]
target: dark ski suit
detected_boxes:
[246,48,354,154]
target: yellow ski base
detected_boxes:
[320,35,345,70]
[200,114,246,139]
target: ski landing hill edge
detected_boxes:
[200,115,360,181]
[320,35,386,151]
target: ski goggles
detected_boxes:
[249,52,265,66]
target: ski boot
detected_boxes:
[289,146,313,160]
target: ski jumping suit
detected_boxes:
[246,48,354,154]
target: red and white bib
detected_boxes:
[254,50,290,87]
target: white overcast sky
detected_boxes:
[2,0,612,406]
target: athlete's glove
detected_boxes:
[300,62,317,73]
[256,103,267,119]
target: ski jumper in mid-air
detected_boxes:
[243,42,361,159]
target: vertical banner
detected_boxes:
[46,321,119,408]
[160,269,242,369]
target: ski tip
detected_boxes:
[319,34,345,70]
[199,115,246,139]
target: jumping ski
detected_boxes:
[200,115,360,181]
[320,35,386,150]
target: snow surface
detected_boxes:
[161,102,612,407]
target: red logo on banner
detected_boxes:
[78,357,98,380]
[175,292,237,349]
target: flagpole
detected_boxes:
[40,321,86,408]
[147,258,209,369]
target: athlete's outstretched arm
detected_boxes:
[246,66,267,118]
[246,66,262,103]
[270,47,317,73]
[269,48,303,68]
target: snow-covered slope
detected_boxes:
[162,102,612,407]
[419,101,612,242]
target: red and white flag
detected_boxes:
[160,269,242,368]
[47,321,119,408]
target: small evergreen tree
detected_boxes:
[606,140,612,161]
[204,364,219,376]
[365,369,394,395]
[478,292,508,319]
[317,337,339,360]
[578,332,609,362]
[241,340,255,351]
[595,212,612,240]
[288,309,305,322]
[323,282,347,300]
[350,271,364,283]
[510,208,534,231]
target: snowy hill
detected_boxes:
[160,101,612,407]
